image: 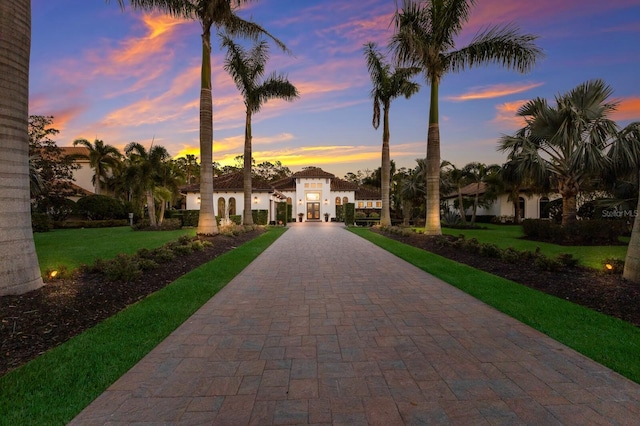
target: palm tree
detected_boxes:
[607,122,640,282]
[221,34,298,225]
[391,0,542,235]
[114,0,287,235]
[72,138,122,195]
[364,42,419,227]
[0,1,44,295]
[499,79,619,226]
[442,162,470,226]
[124,142,171,227]
[463,162,500,226]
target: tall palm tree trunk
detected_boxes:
[243,110,254,225]
[623,172,640,282]
[559,178,579,226]
[457,188,467,226]
[197,29,218,235]
[380,102,391,227]
[146,190,157,227]
[471,184,480,226]
[0,1,44,295]
[425,78,442,235]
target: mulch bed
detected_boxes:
[0,229,263,377]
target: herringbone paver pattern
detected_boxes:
[71,223,640,425]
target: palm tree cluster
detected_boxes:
[364,0,543,236]
[30,128,203,228]
[499,79,640,281]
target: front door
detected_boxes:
[307,202,320,220]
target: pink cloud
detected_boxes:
[613,97,640,122]
[446,82,544,101]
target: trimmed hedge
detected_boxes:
[345,203,355,226]
[165,210,199,227]
[252,209,268,225]
[76,195,126,220]
[53,219,128,229]
[522,219,627,245]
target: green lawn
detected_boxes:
[34,226,194,274]
[350,228,640,384]
[438,223,627,269]
[1,227,286,425]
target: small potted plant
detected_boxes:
[324,212,330,222]
[298,213,304,222]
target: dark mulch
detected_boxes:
[375,229,640,328]
[0,229,263,377]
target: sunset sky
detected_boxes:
[29,0,640,177]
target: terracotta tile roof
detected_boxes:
[181,171,273,193]
[272,177,296,191]
[355,186,381,200]
[444,182,487,198]
[330,177,359,191]
[291,167,335,179]
[60,146,91,158]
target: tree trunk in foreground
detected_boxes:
[424,77,442,235]
[0,1,44,295]
[380,102,391,227]
[243,110,254,226]
[197,29,219,235]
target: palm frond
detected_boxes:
[447,24,543,74]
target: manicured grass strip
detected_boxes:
[35,226,194,274]
[0,227,286,426]
[440,224,627,269]
[350,228,640,384]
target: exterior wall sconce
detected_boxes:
[196,196,201,204]
[253,196,258,204]
[324,199,328,205]
[298,199,302,205]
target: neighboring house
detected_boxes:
[183,167,382,222]
[443,182,560,221]
[60,147,94,195]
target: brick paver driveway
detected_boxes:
[71,223,640,425]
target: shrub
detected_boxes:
[191,240,205,251]
[178,235,193,245]
[534,254,562,272]
[252,209,268,225]
[152,247,175,263]
[138,258,159,271]
[355,211,367,219]
[31,212,51,232]
[103,254,142,283]
[368,212,380,219]
[500,247,522,264]
[76,195,126,220]
[165,210,199,227]
[135,248,153,259]
[441,211,461,227]
[522,219,624,245]
[345,203,355,226]
[133,218,182,231]
[556,253,579,268]
[172,244,193,256]
[479,242,501,258]
[54,219,128,229]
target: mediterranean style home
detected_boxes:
[182,167,382,223]
[443,182,560,222]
